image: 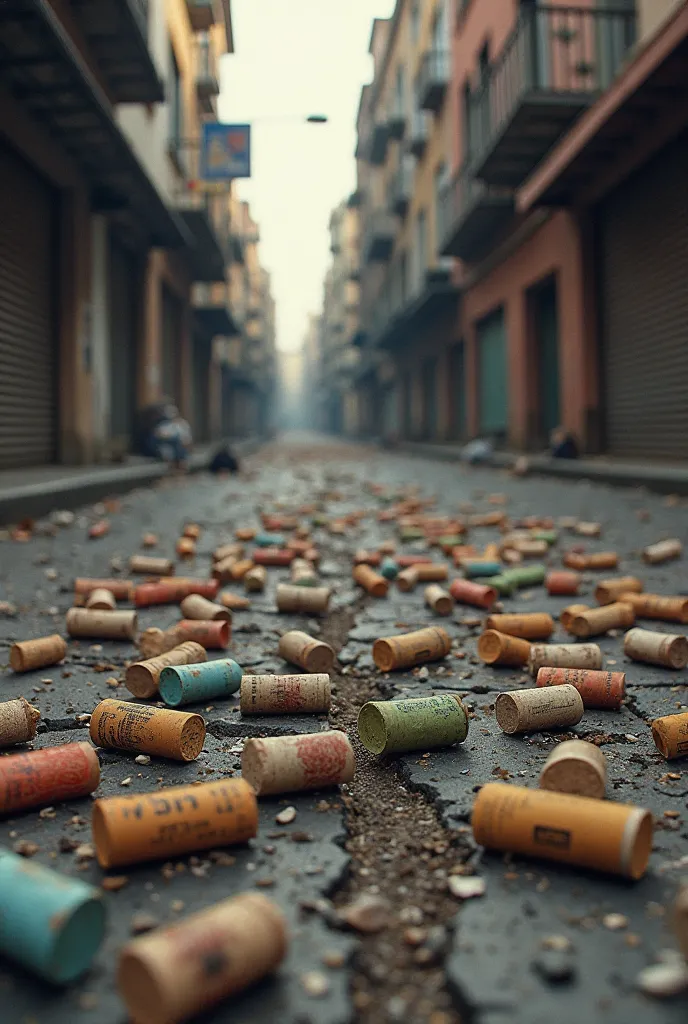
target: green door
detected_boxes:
[535,279,560,438]
[449,342,466,439]
[477,308,508,437]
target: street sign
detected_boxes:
[201,123,251,180]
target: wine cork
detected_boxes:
[449,579,498,610]
[142,533,158,548]
[424,584,454,616]
[244,566,267,592]
[213,542,244,562]
[235,527,256,541]
[255,532,285,548]
[125,642,207,699]
[9,634,67,673]
[396,566,419,592]
[477,630,531,666]
[564,552,619,571]
[643,538,682,564]
[135,580,220,607]
[415,564,449,583]
[472,783,652,880]
[372,627,452,672]
[501,565,547,588]
[230,559,255,580]
[675,886,688,962]
[546,571,581,596]
[278,630,335,673]
[137,627,178,659]
[560,604,590,631]
[594,576,643,605]
[0,849,106,984]
[66,608,138,640]
[0,697,41,747]
[482,542,501,561]
[118,892,287,1024]
[539,740,607,799]
[176,537,196,559]
[452,545,478,565]
[74,578,134,601]
[380,556,399,580]
[568,602,635,638]
[513,539,548,557]
[276,584,331,615]
[378,540,396,555]
[623,627,688,669]
[90,699,205,761]
[652,712,688,760]
[536,667,626,710]
[0,742,100,813]
[495,684,583,734]
[353,564,389,597]
[88,519,110,539]
[287,538,312,556]
[239,674,331,714]
[469,511,505,527]
[86,588,116,611]
[159,659,242,707]
[354,550,381,566]
[220,592,251,611]
[575,521,601,537]
[532,529,558,545]
[482,575,515,597]
[213,556,239,583]
[290,558,318,587]
[263,514,298,530]
[358,694,468,755]
[253,548,295,567]
[180,594,231,622]
[129,555,175,575]
[528,643,603,675]
[93,778,258,869]
[485,613,555,640]
[620,593,688,625]
[241,730,355,795]
[174,620,230,649]
[182,523,201,540]
[397,555,434,568]
[462,560,502,578]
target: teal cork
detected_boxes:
[159,659,243,707]
[462,560,502,578]
[254,532,286,548]
[380,557,399,580]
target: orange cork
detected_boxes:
[353,564,388,597]
[182,524,201,540]
[567,602,635,639]
[536,667,625,710]
[619,593,688,625]
[414,564,449,583]
[125,642,207,699]
[546,571,581,597]
[643,538,682,565]
[213,556,240,583]
[174,620,230,649]
[469,512,506,527]
[93,778,258,869]
[449,579,497,610]
[560,604,590,631]
[564,552,619,571]
[674,887,688,962]
[452,545,478,566]
[135,579,220,607]
[396,567,419,592]
[180,594,231,622]
[176,537,196,559]
[118,892,287,1024]
[66,608,138,640]
[651,712,688,760]
[424,585,454,616]
[213,542,244,563]
[230,559,255,581]
[354,550,381,566]
[477,630,531,666]
[0,742,100,813]
[235,527,256,541]
[90,699,205,762]
[397,555,434,568]
[129,555,175,576]
[372,627,451,672]
[74,578,134,601]
[142,533,158,548]
[286,538,312,556]
[86,588,116,611]
[594,576,643,605]
[485,613,555,641]
[378,540,396,555]
[10,634,67,673]
[252,548,295,567]
[88,520,110,539]
[472,783,652,879]
[244,566,267,593]
[241,731,355,796]
[220,592,251,611]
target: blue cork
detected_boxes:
[254,532,285,548]
[0,848,106,983]
[462,560,503,578]
[380,557,399,580]
[159,658,243,707]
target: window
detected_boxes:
[413,209,427,295]
[434,162,448,253]
[169,44,183,154]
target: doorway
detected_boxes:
[531,276,560,443]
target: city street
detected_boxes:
[0,436,687,1024]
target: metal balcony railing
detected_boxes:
[418,50,450,112]
[439,164,514,261]
[388,158,414,217]
[195,33,219,111]
[407,109,429,157]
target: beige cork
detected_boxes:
[623,627,688,669]
[213,556,239,583]
[424,584,454,616]
[564,552,619,571]
[74,578,134,601]
[642,538,682,564]
[513,539,549,557]
[278,631,335,673]
[175,538,196,559]
[539,739,607,799]
[86,588,117,611]
[485,613,555,641]
[220,592,251,612]
[9,634,67,673]
[117,892,287,1024]
[528,643,603,676]
[620,593,688,625]
[183,524,201,540]
[125,642,207,699]
[396,567,419,592]
[66,608,138,640]
[244,566,267,593]
[231,559,255,580]
[477,630,531,667]
[213,542,244,563]
[373,627,451,672]
[560,604,590,631]
[180,594,231,622]
[0,697,41,748]
[353,564,389,598]
[674,886,688,962]
[129,555,175,576]
[568,602,635,639]
[241,730,355,795]
[290,559,318,586]
[90,699,205,761]
[594,577,643,606]
[137,628,178,660]
[574,521,602,537]
[415,564,449,583]
[275,584,331,615]
[239,674,331,714]
[495,684,584,734]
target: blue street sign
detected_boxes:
[201,123,251,180]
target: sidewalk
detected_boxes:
[0,437,263,524]
[394,441,688,495]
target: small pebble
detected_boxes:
[338,894,390,933]
[130,913,159,935]
[603,913,628,931]
[448,876,485,900]
[275,806,297,825]
[637,955,688,998]
[135,755,151,766]
[300,971,330,998]
[101,876,129,892]
[321,950,345,968]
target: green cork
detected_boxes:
[357,694,469,755]
[482,575,515,596]
[532,530,558,545]
[502,564,547,588]
[438,535,464,549]
[400,527,425,541]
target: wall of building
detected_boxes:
[638,0,684,41]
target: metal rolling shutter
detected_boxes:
[161,286,181,405]
[0,144,57,469]
[109,237,138,451]
[598,130,688,458]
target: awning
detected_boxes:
[178,209,226,282]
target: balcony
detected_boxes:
[358,119,389,166]
[467,4,637,188]
[362,209,396,263]
[388,158,414,217]
[387,96,407,140]
[345,254,361,281]
[418,50,450,112]
[68,0,164,103]
[186,0,216,31]
[169,139,226,281]
[194,33,219,113]
[192,281,237,336]
[407,109,429,157]
[440,165,514,262]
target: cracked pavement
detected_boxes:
[0,437,687,1023]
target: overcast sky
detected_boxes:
[219,0,395,352]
